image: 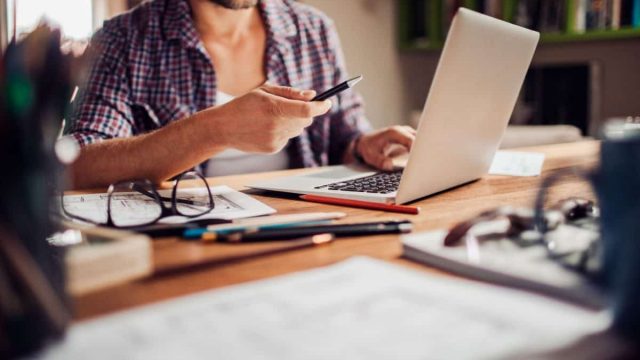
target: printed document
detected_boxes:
[37,257,608,360]
[62,185,275,224]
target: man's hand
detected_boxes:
[355,126,417,171]
[212,83,332,153]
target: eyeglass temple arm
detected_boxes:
[444,214,494,246]
[534,168,592,234]
[132,184,208,206]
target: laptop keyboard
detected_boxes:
[314,171,402,194]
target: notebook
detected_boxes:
[402,227,605,309]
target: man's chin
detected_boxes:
[208,0,258,10]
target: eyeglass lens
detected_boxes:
[110,180,163,227]
[173,172,214,217]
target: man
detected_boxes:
[66,0,416,188]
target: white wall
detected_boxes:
[303,0,409,129]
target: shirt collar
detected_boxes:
[162,0,297,51]
[162,0,200,48]
[259,0,298,52]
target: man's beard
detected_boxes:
[208,0,258,10]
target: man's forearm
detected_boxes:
[69,84,333,189]
[69,108,225,189]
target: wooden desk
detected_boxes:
[73,141,600,320]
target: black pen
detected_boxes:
[312,75,363,101]
[200,220,412,243]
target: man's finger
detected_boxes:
[404,126,417,135]
[275,97,332,118]
[384,143,409,158]
[384,127,415,150]
[373,156,394,172]
[360,147,393,172]
[397,126,417,138]
[261,83,316,101]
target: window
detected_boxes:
[6,0,94,40]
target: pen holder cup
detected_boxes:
[594,135,640,341]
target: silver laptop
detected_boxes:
[248,8,539,205]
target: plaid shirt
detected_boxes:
[66,0,371,171]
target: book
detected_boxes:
[634,0,640,26]
[407,0,430,48]
[57,224,153,296]
[513,0,537,29]
[621,0,634,26]
[610,0,622,29]
[402,228,605,309]
[587,0,608,29]
[572,0,589,32]
[539,0,567,32]
[501,0,518,23]
[442,0,465,37]
[484,0,502,18]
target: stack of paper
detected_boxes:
[37,257,608,359]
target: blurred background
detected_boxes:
[2,0,639,143]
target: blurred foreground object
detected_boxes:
[595,127,640,342]
[0,25,80,358]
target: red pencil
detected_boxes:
[300,194,420,215]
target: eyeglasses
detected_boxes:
[444,169,601,277]
[61,171,215,228]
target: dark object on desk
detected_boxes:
[595,133,640,342]
[311,75,362,101]
[200,220,412,243]
[0,27,75,358]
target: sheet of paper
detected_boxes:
[36,257,608,360]
[489,151,545,176]
[62,185,275,225]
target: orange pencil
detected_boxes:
[300,194,420,215]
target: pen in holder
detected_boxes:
[0,25,78,358]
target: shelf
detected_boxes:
[398,0,640,52]
[401,28,640,51]
[398,41,442,52]
[540,28,640,43]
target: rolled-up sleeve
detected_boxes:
[65,24,135,147]
[322,19,372,165]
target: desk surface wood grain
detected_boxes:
[73,140,600,320]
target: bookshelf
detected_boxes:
[399,0,640,51]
